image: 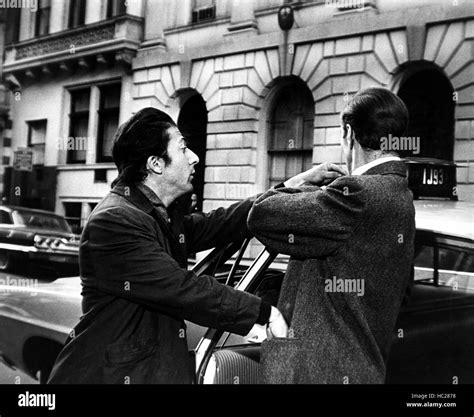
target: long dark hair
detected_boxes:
[111,108,176,188]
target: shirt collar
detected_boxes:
[351,156,401,176]
[135,183,172,223]
[136,183,165,207]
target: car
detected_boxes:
[0,159,472,384]
[0,205,79,277]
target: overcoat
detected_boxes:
[48,182,268,384]
[248,161,415,384]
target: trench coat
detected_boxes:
[247,161,415,384]
[48,182,269,384]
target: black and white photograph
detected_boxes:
[0,0,473,413]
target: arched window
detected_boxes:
[397,68,454,160]
[268,81,315,187]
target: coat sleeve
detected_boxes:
[247,177,366,259]
[182,197,256,254]
[81,207,269,336]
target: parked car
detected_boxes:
[0,205,79,276]
[0,159,472,384]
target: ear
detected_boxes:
[146,155,163,174]
[345,124,355,150]
[343,124,354,149]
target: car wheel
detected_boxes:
[0,250,11,271]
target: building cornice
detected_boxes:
[133,3,474,69]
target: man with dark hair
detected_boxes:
[48,107,288,384]
[248,87,415,384]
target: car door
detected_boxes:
[386,231,474,384]
[195,232,474,384]
[195,248,287,384]
[185,237,255,353]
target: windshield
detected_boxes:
[12,210,72,233]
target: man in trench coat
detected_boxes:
[248,88,415,384]
[48,108,288,384]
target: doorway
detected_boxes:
[177,93,208,212]
[397,68,455,160]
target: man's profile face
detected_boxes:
[160,127,199,198]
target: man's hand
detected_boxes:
[245,322,267,343]
[246,306,289,342]
[267,306,289,339]
[284,163,348,188]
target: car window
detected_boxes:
[414,242,474,292]
[0,210,12,225]
[218,253,288,348]
[413,245,434,281]
[244,252,288,304]
[253,269,285,306]
[207,238,286,289]
[438,247,474,291]
[439,246,474,273]
[12,210,72,232]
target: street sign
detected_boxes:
[13,148,33,172]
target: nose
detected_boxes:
[188,149,199,166]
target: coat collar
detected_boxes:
[111,181,184,223]
[352,156,401,175]
[110,181,157,215]
[363,160,407,177]
[110,181,187,267]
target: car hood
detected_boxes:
[0,276,82,333]
[0,275,206,349]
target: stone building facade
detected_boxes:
[133,0,474,216]
[2,0,474,242]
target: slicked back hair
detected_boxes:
[111,107,176,187]
[341,88,409,151]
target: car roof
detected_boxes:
[414,200,474,241]
[0,205,64,217]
